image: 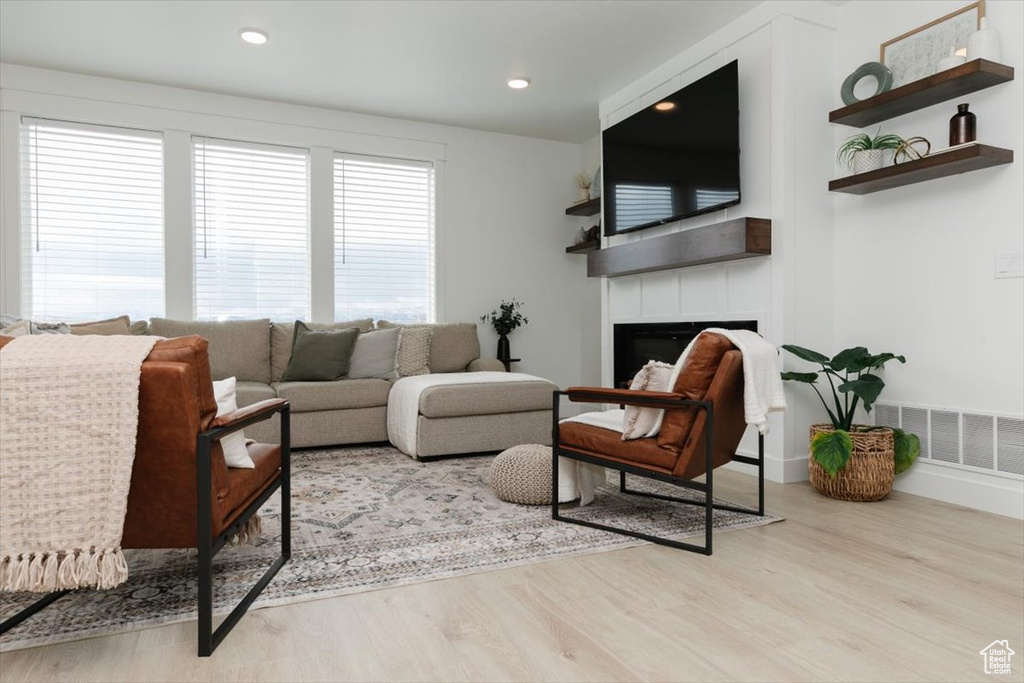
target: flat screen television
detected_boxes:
[602,60,740,236]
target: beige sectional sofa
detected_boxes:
[146,318,553,455]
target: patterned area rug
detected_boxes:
[0,445,781,651]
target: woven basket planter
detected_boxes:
[808,424,895,502]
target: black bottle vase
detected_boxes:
[949,103,976,146]
[497,334,510,362]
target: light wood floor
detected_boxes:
[1,470,1021,683]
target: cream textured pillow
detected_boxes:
[212,377,255,469]
[0,319,32,337]
[621,361,674,440]
[69,315,131,335]
[395,327,432,377]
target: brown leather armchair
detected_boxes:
[552,332,764,555]
[0,335,291,656]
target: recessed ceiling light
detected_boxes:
[239,28,269,45]
[654,101,676,111]
[507,78,531,90]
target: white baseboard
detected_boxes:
[893,461,1024,519]
[725,452,1024,519]
[725,451,808,483]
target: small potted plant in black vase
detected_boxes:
[480,299,529,364]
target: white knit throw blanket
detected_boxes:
[0,334,157,592]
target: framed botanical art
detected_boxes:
[881,1,985,87]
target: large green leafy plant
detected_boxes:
[781,345,920,477]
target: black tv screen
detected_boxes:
[603,60,740,236]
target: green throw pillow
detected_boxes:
[281,321,360,382]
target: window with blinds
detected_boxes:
[334,154,435,323]
[20,118,164,322]
[194,138,310,321]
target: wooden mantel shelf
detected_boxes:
[586,217,770,278]
[829,59,1014,128]
[829,143,1013,195]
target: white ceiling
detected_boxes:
[0,0,762,143]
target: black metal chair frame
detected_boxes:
[0,403,291,658]
[551,390,763,556]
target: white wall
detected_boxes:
[833,0,1024,516]
[0,64,599,393]
[577,134,603,389]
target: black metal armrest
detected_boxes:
[204,399,289,441]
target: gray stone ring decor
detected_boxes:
[840,62,894,105]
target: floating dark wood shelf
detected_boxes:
[565,197,601,217]
[587,217,770,278]
[829,143,1013,195]
[566,239,600,254]
[830,59,1014,128]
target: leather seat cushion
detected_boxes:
[219,443,281,526]
[272,378,391,412]
[559,422,678,472]
[419,379,557,418]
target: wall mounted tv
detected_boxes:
[602,60,740,236]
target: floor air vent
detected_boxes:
[874,404,1023,479]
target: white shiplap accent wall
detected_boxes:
[597,3,840,484]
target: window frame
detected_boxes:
[332,151,438,324]
[191,135,313,322]
[18,116,166,323]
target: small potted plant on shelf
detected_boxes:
[480,299,529,363]
[574,171,593,203]
[837,129,905,174]
[781,345,920,502]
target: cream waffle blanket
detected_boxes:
[0,334,157,592]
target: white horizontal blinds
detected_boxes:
[20,118,164,322]
[194,137,310,321]
[334,154,436,323]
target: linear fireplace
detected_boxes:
[613,320,758,387]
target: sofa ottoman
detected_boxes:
[388,372,558,459]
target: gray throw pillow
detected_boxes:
[281,321,360,382]
[347,328,400,380]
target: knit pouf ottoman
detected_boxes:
[490,444,606,505]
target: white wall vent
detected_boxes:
[963,414,995,470]
[874,404,1023,480]
[930,410,960,464]
[997,417,1024,476]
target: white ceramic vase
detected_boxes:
[967,17,1001,62]
[578,187,591,202]
[853,149,885,174]
[937,47,966,73]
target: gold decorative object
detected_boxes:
[893,136,932,165]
